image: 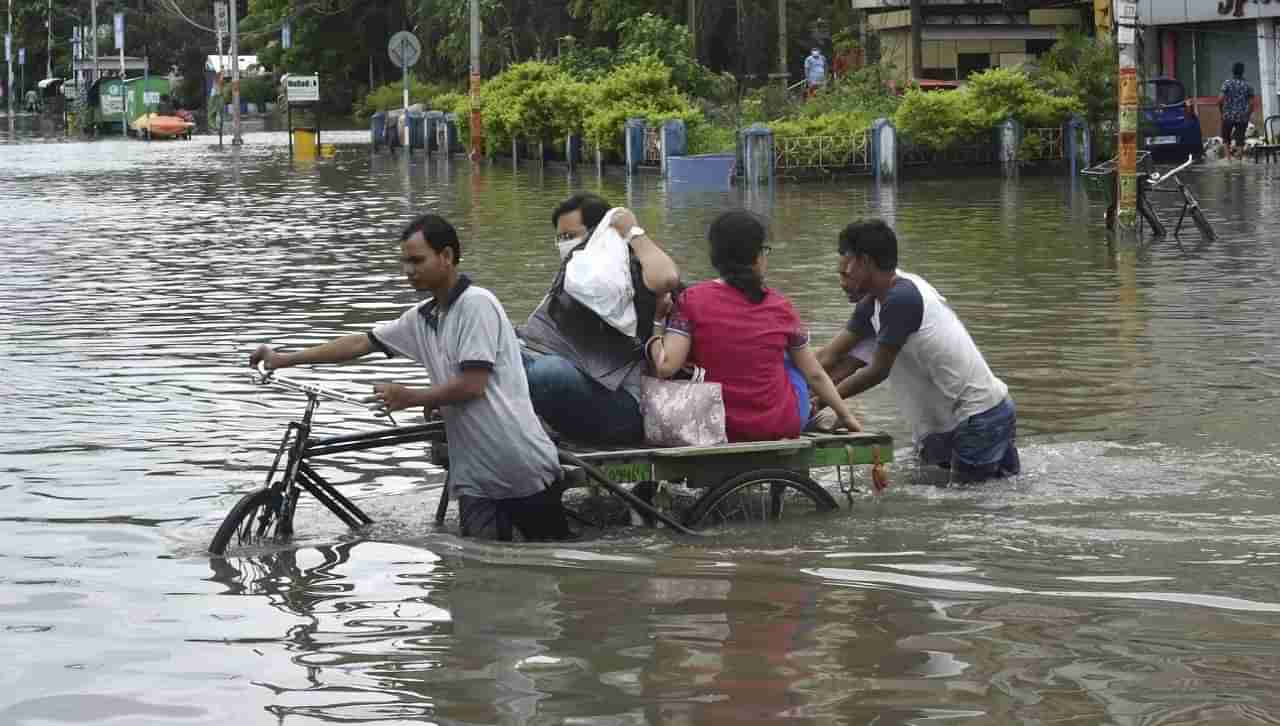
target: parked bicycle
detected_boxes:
[1142,154,1216,240]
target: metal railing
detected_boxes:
[643,126,662,164]
[901,140,1000,166]
[774,132,873,173]
[1020,126,1065,162]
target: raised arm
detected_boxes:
[611,208,679,294]
[250,334,372,371]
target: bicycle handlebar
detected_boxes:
[1146,154,1194,189]
[253,361,397,422]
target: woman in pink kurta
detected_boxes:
[647,210,860,442]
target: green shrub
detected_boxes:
[582,59,702,153]
[687,122,737,154]
[220,75,277,106]
[893,67,1082,150]
[352,77,459,121]
[479,61,590,152]
[893,88,974,149]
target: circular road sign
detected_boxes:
[388,31,422,69]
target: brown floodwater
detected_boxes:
[4,119,1280,724]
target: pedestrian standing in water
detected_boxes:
[1219,61,1254,161]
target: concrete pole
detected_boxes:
[1116,17,1137,229]
[46,0,51,80]
[690,0,698,57]
[91,0,97,83]
[230,0,242,145]
[8,0,13,122]
[468,0,481,159]
[910,0,922,80]
[1258,19,1277,123]
[777,0,786,89]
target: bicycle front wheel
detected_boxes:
[209,488,289,555]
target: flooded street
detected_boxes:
[4,123,1280,724]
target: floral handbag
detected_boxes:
[640,367,728,447]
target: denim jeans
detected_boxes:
[521,352,644,445]
[919,397,1020,483]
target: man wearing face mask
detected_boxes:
[519,193,680,444]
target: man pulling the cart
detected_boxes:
[249,214,575,542]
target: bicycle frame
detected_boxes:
[251,365,445,538]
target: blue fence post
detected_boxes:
[566,133,583,166]
[742,123,774,185]
[443,113,459,153]
[624,118,646,175]
[999,118,1022,175]
[660,119,688,177]
[371,111,386,150]
[871,118,897,183]
[425,110,445,154]
[1066,114,1091,174]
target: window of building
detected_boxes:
[957,52,991,78]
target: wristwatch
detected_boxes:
[626,226,646,242]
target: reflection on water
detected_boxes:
[3,131,1280,723]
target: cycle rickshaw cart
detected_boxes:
[209,365,894,554]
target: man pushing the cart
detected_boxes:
[816,220,1020,483]
[249,214,574,542]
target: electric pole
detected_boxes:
[91,0,98,83]
[777,0,786,89]
[468,0,481,159]
[46,0,51,80]
[230,0,242,145]
[8,0,14,122]
[1116,0,1137,229]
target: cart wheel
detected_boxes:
[209,488,289,555]
[685,468,839,529]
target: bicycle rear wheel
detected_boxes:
[209,488,289,555]
[685,468,839,529]
[1190,204,1215,240]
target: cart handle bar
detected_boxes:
[253,361,397,422]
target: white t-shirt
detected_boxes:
[370,276,561,501]
[848,271,1008,446]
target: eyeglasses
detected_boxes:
[761,245,773,256]
[556,231,585,243]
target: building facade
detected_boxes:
[853,0,1089,81]
[1139,0,1278,136]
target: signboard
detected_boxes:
[214,2,229,36]
[388,31,421,69]
[285,74,320,103]
[1142,0,1280,24]
[4,33,10,64]
[144,91,160,105]
[1117,25,1135,43]
[282,20,292,50]
[114,13,124,51]
[18,48,24,66]
[102,85,123,115]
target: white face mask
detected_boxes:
[558,235,586,261]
